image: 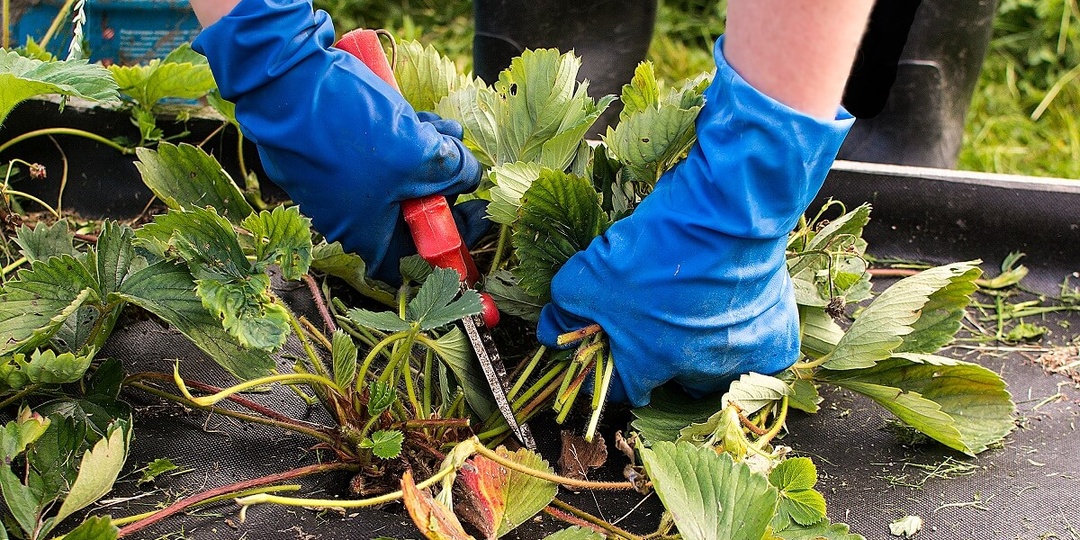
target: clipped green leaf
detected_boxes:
[347,308,412,333]
[542,527,604,540]
[0,255,97,355]
[407,267,483,330]
[242,205,313,280]
[512,172,608,301]
[63,515,119,540]
[896,265,980,353]
[822,262,979,371]
[977,252,1028,289]
[14,222,76,262]
[395,40,473,112]
[136,206,251,279]
[0,50,118,125]
[108,45,215,107]
[1004,322,1048,342]
[368,380,397,416]
[788,204,872,307]
[135,143,254,224]
[788,204,871,275]
[640,441,778,540]
[362,430,404,460]
[889,516,923,538]
[138,458,179,485]
[206,90,237,125]
[54,420,131,523]
[487,161,543,225]
[631,385,725,443]
[428,327,496,422]
[722,372,791,417]
[773,519,865,540]
[819,353,1015,454]
[459,447,558,538]
[117,261,274,380]
[769,458,826,528]
[332,330,358,388]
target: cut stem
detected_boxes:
[549,498,643,540]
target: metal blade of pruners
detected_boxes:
[335,30,535,449]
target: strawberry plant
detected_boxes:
[0,32,1019,540]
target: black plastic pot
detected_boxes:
[839,0,999,168]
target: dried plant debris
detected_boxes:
[1036,346,1080,384]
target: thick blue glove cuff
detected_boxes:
[537,36,854,407]
[193,0,482,283]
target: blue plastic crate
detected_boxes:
[10,0,202,65]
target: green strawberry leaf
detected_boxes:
[0,50,118,125]
[117,261,274,381]
[63,516,119,540]
[136,206,252,280]
[361,430,404,460]
[0,349,93,390]
[310,241,395,305]
[512,171,608,302]
[347,308,413,333]
[542,528,604,540]
[427,327,496,423]
[896,265,981,353]
[819,353,1015,455]
[769,458,827,528]
[196,274,290,351]
[135,143,254,225]
[722,372,791,417]
[94,221,145,297]
[482,270,544,322]
[367,380,397,416]
[631,385,726,443]
[108,44,215,107]
[487,161,543,225]
[772,518,865,540]
[798,305,844,360]
[0,255,97,355]
[821,262,980,371]
[332,330,358,389]
[639,441,778,540]
[54,419,131,523]
[13,221,77,262]
[407,267,483,331]
[242,205,313,281]
[619,61,662,119]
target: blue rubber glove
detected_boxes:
[536,36,855,407]
[192,0,484,284]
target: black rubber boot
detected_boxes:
[472,0,658,133]
[839,0,999,168]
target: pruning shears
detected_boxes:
[335,29,536,450]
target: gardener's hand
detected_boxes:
[191,0,484,283]
[536,37,855,407]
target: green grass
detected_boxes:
[316,0,1077,178]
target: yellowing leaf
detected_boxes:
[401,470,475,540]
[55,420,131,523]
[458,447,558,538]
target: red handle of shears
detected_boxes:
[335,30,497,326]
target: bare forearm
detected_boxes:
[189,0,243,27]
[724,0,875,119]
